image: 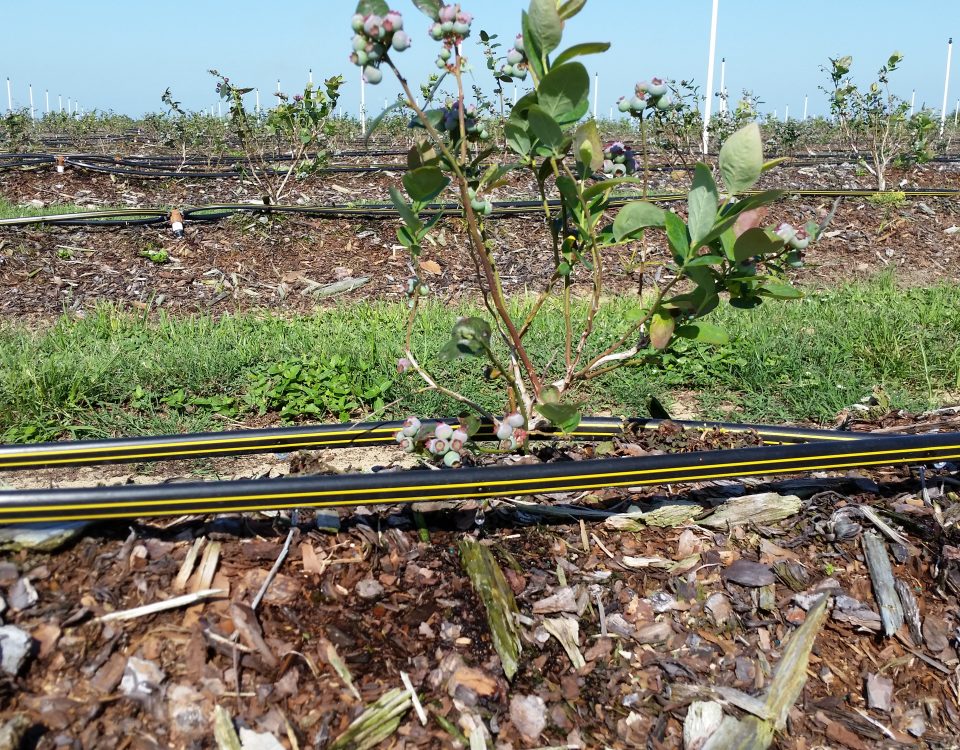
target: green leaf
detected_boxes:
[439,316,492,360]
[573,119,602,171]
[612,201,666,241]
[527,0,563,55]
[555,175,579,207]
[535,402,581,433]
[684,254,724,267]
[504,122,532,157]
[688,163,719,247]
[664,212,690,260]
[758,281,803,299]
[718,123,764,195]
[675,321,729,345]
[554,42,610,67]
[389,187,422,232]
[355,0,389,16]
[732,227,784,262]
[537,63,590,125]
[403,166,449,203]
[411,0,441,20]
[527,105,565,153]
[520,11,545,82]
[649,310,675,350]
[540,385,561,404]
[557,0,587,19]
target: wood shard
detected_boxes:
[861,532,904,637]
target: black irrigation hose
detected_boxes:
[3,186,960,228]
[0,417,881,472]
[0,431,955,524]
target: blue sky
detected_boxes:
[3,1,958,120]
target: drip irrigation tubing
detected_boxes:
[0,430,955,524]
[0,417,882,472]
[3,186,960,228]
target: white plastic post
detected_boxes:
[360,71,366,136]
[58,94,62,113]
[702,0,719,155]
[255,89,260,112]
[803,95,808,120]
[941,37,953,136]
[784,105,789,122]
[67,98,71,115]
[6,78,11,113]
[218,101,222,118]
[276,78,281,94]
[910,89,916,116]
[513,83,517,106]
[45,89,49,114]
[29,85,35,120]
[719,57,726,114]
[592,72,598,119]
[609,106,613,119]
[309,68,313,86]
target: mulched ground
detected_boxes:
[0,159,959,319]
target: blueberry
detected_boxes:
[450,429,468,451]
[499,436,518,451]
[505,412,525,428]
[433,438,449,454]
[495,421,513,440]
[363,66,382,85]
[441,20,454,32]
[648,78,668,97]
[391,31,411,51]
[402,416,421,437]
[436,57,449,69]
[443,451,461,467]
[353,34,367,51]
[394,430,405,443]
[435,422,454,440]
[453,21,470,36]
[612,164,627,177]
[514,34,524,53]
[788,228,810,250]
[513,67,527,80]
[602,159,614,174]
[351,13,365,32]
[507,49,524,65]
[438,47,452,61]
[630,96,646,113]
[383,11,403,32]
[363,15,382,38]
[429,23,444,40]
[617,96,632,113]
[501,64,515,77]
[655,95,672,111]
[775,222,795,243]
[402,438,416,453]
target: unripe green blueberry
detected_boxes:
[434,422,454,441]
[363,66,382,84]
[602,159,614,174]
[481,201,493,216]
[514,34,524,52]
[507,49,524,65]
[467,187,476,198]
[419,283,430,294]
[436,57,448,69]
[351,14,366,32]
[453,21,470,36]
[612,163,627,177]
[470,197,485,211]
[429,23,444,40]
[441,20,454,32]
[788,228,810,250]
[655,95,672,111]
[617,97,631,113]
[495,421,513,440]
[501,64,515,77]
[499,436,518,451]
[433,437,448,454]
[479,129,489,140]
[630,96,645,113]
[391,30,411,51]
[394,430,405,443]
[505,412,525,428]
[367,44,382,61]
[513,67,527,80]
[402,438,416,453]
[648,78,668,97]
[401,416,421,437]
[353,34,367,51]
[443,450,461,467]
[438,47,452,61]
[352,50,369,66]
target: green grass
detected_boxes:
[0,197,166,222]
[0,275,957,442]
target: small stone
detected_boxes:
[865,673,893,712]
[903,708,926,737]
[168,684,206,738]
[922,617,950,652]
[238,728,285,750]
[705,593,734,628]
[649,590,678,613]
[355,578,384,601]
[0,626,33,675]
[723,559,775,587]
[120,657,165,698]
[509,695,546,742]
[785,607,807,625]
[532,587,578,614]
[634,620,673,645]
[604,613,636,639]
[7,578,38,612]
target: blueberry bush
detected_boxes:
[350,0,817,466]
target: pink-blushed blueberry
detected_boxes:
[505,412,525,428]
[391,31,411,51]
[401,416,421,437]
[775,222,796,243]
[383,10,403,32]
[495,420,513,440]
[648,78,668,97]
[434,422,454,440]
[450,429,468,451]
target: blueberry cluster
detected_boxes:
[349,9,409,85]
[394,418,469,467]
[467,186,493,215]
[774,223,811,267]
[429,4,473,68]
[438,98,488,140]
[494,412,526,451]
[617,78,674,115]
[500,35,529,80]
[404,276,429,307]
[601,141,637,177]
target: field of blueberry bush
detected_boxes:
[0,1,960,748]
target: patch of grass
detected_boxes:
[0,197,95,220]
[0,275,957,442]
